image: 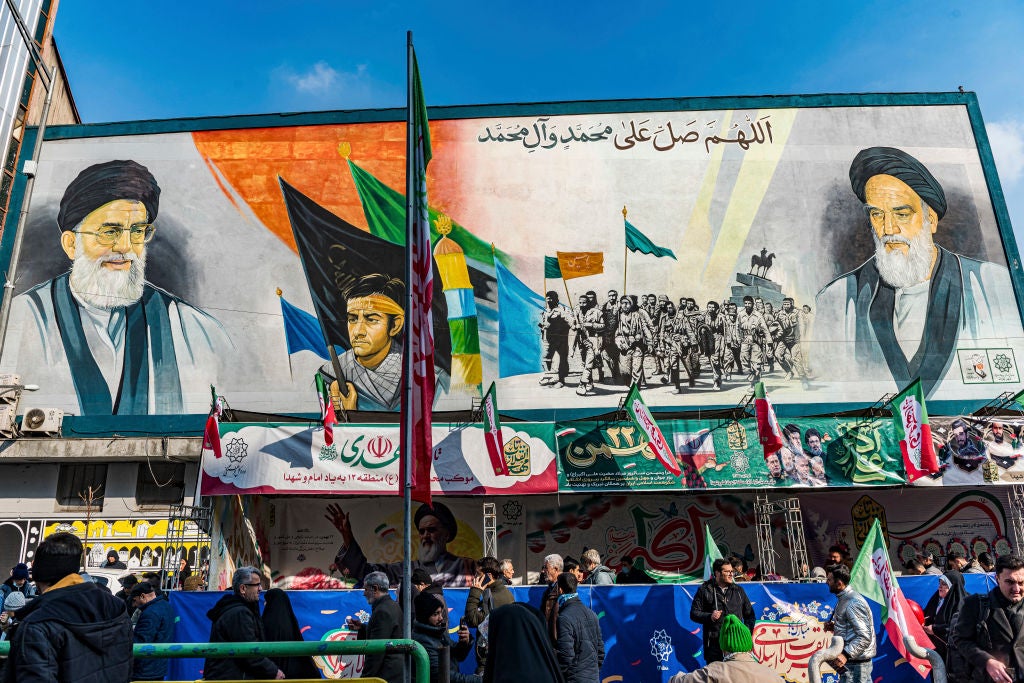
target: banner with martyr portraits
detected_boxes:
[556,417,905,491]
[1,94,1021,420]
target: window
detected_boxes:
[56,464,107,508]
[135,461,186,506]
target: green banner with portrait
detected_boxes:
[555,417,906,491]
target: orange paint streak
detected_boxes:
[192,120,462,253]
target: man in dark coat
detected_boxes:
[130,581,176,681]
[465,556,516,673]
[553,573,604,683]
[203,567,284,680]
[955,553,1024,683]
[689,558,755,663]
[3,532,132,683]
[346,571,404,683]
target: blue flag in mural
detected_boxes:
[279,295,329,359]
[496,259,544,377]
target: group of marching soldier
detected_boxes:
[539,289,814,395]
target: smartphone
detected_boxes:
[459,617,467,628]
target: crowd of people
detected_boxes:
[4,525,1024,683]
[0,539,210,681]
[539,289,815,394]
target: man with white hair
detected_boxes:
[816,147,1018,398]
[346,571,404,683]
[328,501,476,586]
[540,553,564,643]
[203,566,284,680]
[580,549,615,585]
[8,160,228,415]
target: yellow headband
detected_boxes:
[347,294,404,316]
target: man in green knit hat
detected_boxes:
[669,614,781,683]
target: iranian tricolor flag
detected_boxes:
[482,382,508,476]
[624,384,681,476]
[849,519,933,678]
[400,41,436,506]
[891,379,939,482]
[201,390,223,459]
[753,382,784,458]
[315,373,337,447]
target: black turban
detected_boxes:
[414,502,458,541]
[849,146,946,219]
[57,160,161,232]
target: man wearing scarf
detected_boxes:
[815,147,1018,398]
[8,160,228,415]
[330,273,405,411]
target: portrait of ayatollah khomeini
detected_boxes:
[814,146,1019,397]
[7,159,230,416]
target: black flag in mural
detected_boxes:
[279,177,452,375]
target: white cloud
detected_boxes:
[988,119,1024,185]
[269,61,395,109]
[289,61,340,94]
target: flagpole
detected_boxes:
[622,205,629,296]
[402,29,414,646]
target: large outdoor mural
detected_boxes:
[231,486,1011,587]
[2,98,1020,416]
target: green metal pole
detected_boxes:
[0,639,430,683]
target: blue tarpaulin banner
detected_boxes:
[167,574,994,681]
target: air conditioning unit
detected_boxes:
[0,374,21,405]
[0,405,16,438]
[20,407,63,436]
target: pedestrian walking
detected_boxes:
[954,553,1024,683]
[131,581,176,681]
[483,603,565,683]
[261,588,320,680]
[553,573,604,683]
[2,532,132,683]
[203,566,284,680]
[824,563,876,683]
[346,570,404,683]
[412,591,482,683]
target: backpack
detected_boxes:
[946,593,992,681]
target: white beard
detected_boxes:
[873,229,935,290]
[69,239,146,310]
[419,539,443,564]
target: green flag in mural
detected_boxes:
[625,219,676,259]
[343,156,508,267]
[544,255,563,279]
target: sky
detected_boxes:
[51,0,1024,247]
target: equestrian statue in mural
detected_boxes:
[748,248,776,279]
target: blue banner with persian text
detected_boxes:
[166,575,993,681]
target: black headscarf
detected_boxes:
[936,569,966,627]
[483,603,566,683]
[261,588,320,679]
[57,160,161,232]
[849,146,947,219]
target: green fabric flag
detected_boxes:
[625,219,676,260]
[849,519,934,677]
[702,523,724,580]
[449,317,481,354]
[346,158,509,266]
[544,255,563,279]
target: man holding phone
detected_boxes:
[464,556,515,674]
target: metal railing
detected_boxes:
[0,639,429,683]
